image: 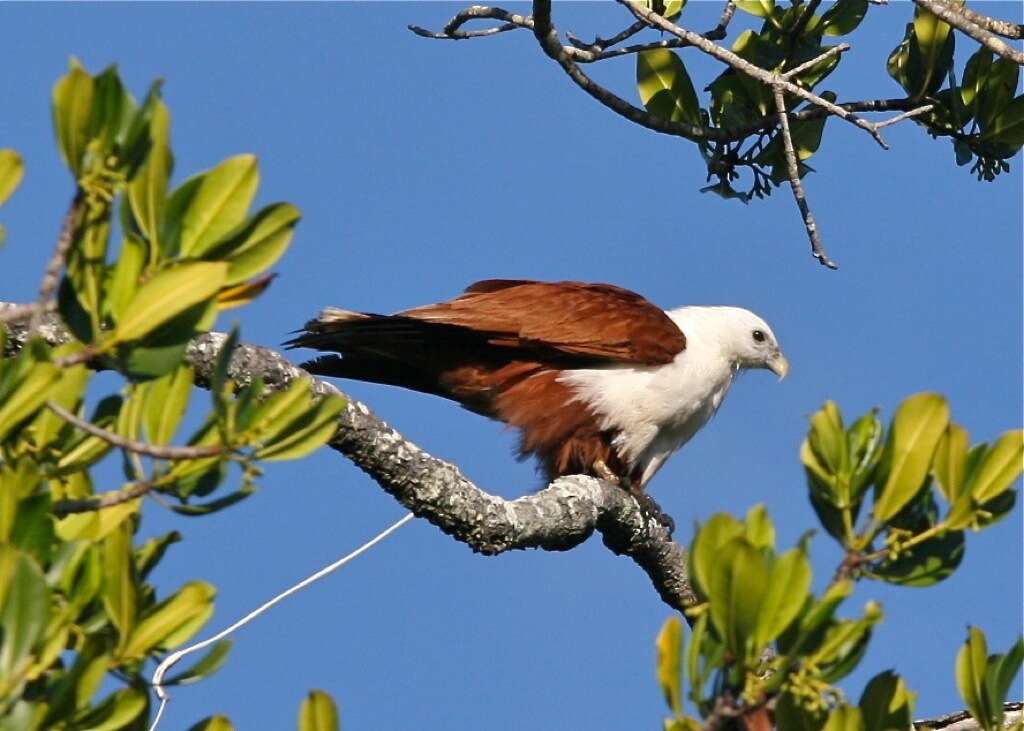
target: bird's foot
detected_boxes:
[592,459,621,485]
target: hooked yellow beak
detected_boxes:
[768,352,790,380]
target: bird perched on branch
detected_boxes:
[288,279,787,509]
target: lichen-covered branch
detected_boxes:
[2,305,697,612]
[913,0,1024,65]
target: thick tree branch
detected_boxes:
[955,6,1023,41]
[1,305,698,612]
[913,0,1024,66]
[914,703,1023,731]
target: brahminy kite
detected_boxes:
[288,279,787,496]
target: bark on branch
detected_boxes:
[1,304,697,612]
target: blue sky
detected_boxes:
[1,2,1021,729]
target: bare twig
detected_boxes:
[913,0,1024,66]
[782,43,851,80]
[876,104,935,129]
[622,0,892,149]
[408,5,531,39]
[706,0,737,41]
[566,19,646,52]
[956,5,1023,40]
[52,481,154,518]
[29,199,80,333]
[772,85,837,270]
[46,401,226,460]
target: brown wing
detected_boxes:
[400,279,685,365]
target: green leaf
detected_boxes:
[873,393,949,523]
[113,261,227,343]
[254,393,345,461]
[961,48,994,109]
[689,513,744,597]
[982,96,1024,149]
[656,616,684,716]
[744,504,775,550]
[135,530,182,580]
[909,1,958,97]
[298,690,340,731]
[977,59,1019,134]
[735,0,774,18]
[986,637,1024,715]
[70,688,148,731]
[821,0,868,36]
[823,704,865,731]
[808,401,847,482]
[637,50,702,128]
[0,362,62,444]
[143,363,193,445]
[859,671,915,731]
[933,423,969,503]
[957,627,995,731]
[117,298,218,380]
[101,519,137,651]
[121,581,215,658]
[754,543,812,647]
[0,550,49,680]
[179,154,259,257]
[105,234,147,324]
[708,537,769,660]
[51,59,95,177]
[966,429,1023,504]
[0,149,24,208]
[798,579,853,639]
[189,716,235,731]
[165,639,232,686]
[209,203,300,286]
[816,603,882,683]
[216,273,278,310]
[128,99,172,251]
[685,611,709,707]
[869,529,964,587]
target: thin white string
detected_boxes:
[147,512,415,731]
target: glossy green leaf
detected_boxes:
[128,99,172,250]
[966,429,1023,504]
[143,363,193,445]
[775,692,827,731]
[118,298,218,380]
[961,48,994,109]
[254,393,345,461]
[0,550,49,680]
[689,513,744,597]
[977,59,1019,134]
[70,688,147,731]
[114,261,227,342]
[873,393,949,523]
[0,362,61,444]
[986,637,1024,717]
[798,579,853,639]
[246,378,317,444]
[735,0,774,18]
[121,580,215,658]
[957,627,995,731]
[754,543,812,647]
[201,201,299,285]
[106,234,147,324]
[816,603,882,683]
[744,504,775,550]
[909,1,958,96]
[708,536,768,659]
[859,671,915,731]
[298,690,340,731]
[981,96,1024,148]
[685,611,709,707]
[179,154,259,257]
[0,149,24,207]
[637,50,702,128]
[808,401,847,479]
[821,0,868,36]
[656,616,684,716]
[216,273,277,310]
[89,65,133,152]
[101,519,137,649]
[189,716,235,731]
[56,498,141,543]
[933,423,969,503]
[869,529,964,586]
[165,639,232,686]
[51,60,95,177]
[135,530,182,580]
[823,704,865,731]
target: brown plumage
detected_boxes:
[286,279,686,486]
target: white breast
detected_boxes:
[557,307,737,487]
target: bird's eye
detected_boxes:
[752,329,766,343]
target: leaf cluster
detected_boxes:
[654,393,1022,731]
[0,61,346,730]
